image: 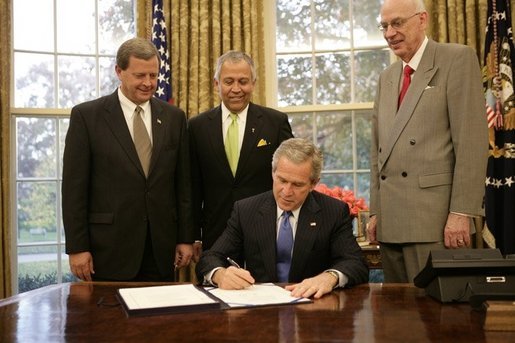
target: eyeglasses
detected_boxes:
[378,12,421,32]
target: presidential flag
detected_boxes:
[483,0,515,255]
[152,0,172,103]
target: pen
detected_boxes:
[226,257,241,269]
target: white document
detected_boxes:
[207,283,311,308]
[118,284,218,310]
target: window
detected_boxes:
[268,0,391,203]
[11,0,135,293]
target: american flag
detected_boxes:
[152,0,172,103]
[483,0,515,255]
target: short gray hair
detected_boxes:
[116,37,160,70]
[214,50,256,82]
[272,138,323,183]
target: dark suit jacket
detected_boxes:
[188,103,293,249]
[196,191,369,286]
[62,91,194,280]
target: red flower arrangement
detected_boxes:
[314,183,368,218]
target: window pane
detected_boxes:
[99,57,118,96]
[58,56,97,108]
[277,55,313,106]
[17,181,58,244]
[14,53,55,108]
[98,0,136,55]
[16,118,57,178]
[354,49,390,102]
[314,0,350,50]
[316,111,353,170]
[13,0,54,52]
[56,0,96,54]
[18,246,76,293]
[357,172,370,205]
[356,110,372,169]
[59,119,70,179]
[320,173,354,190]
[288,112,314,140]
[353,0,385,48]
[276,0,312,52]
[316,52,351,105]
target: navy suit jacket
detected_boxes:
[62,91,194,280]
[188,103,293,249]
[196,190,369,286]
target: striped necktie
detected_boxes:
[133,106,152,177]
[276,211,294,282]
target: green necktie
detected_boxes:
[225,113,239,176]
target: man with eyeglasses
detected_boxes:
[368,0,488,282]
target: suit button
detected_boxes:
[401,172,407,177]
[410,139,416,145]
[381,175,386,180]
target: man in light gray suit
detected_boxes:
[368,0,488,282]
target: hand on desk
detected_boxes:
[285,272,337,299]
[69,251,95,281]
[213,266,255,289]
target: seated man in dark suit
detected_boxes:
[196,138,369,299]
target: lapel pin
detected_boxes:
[157,118,162,124]
[310,222,316,227]
[252,128,255,133]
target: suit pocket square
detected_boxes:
[257,139,268,147]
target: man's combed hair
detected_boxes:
[116,37,160,70]
[214,50,256,82]
[272,138,323,183]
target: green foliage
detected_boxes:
[18,272,76,293]
[18,260,76,293]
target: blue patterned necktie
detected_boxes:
[277,211,294,282]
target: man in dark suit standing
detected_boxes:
[188,51,293,261]
[62,38,194,282]
[196,138,368,299]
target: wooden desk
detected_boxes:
[1,282,513,342]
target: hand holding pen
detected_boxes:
[212,257,255,290]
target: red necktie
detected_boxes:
[398,65,414,108]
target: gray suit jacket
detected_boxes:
[370,39,488,243]
[196,191,369,286]
[62,91,194,280]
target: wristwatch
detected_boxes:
[326,270,339,288]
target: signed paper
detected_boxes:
[207,283,311,308]
[118,284,218,310]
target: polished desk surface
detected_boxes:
[0,282,513,342]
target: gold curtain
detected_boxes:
[423,0,515,60]
[138,0,265,119]
[0,0,12,298]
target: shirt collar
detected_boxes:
[403,36,428,71]
[118,87,151,118]
[276,206,302,221]
[221,102,249,123]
